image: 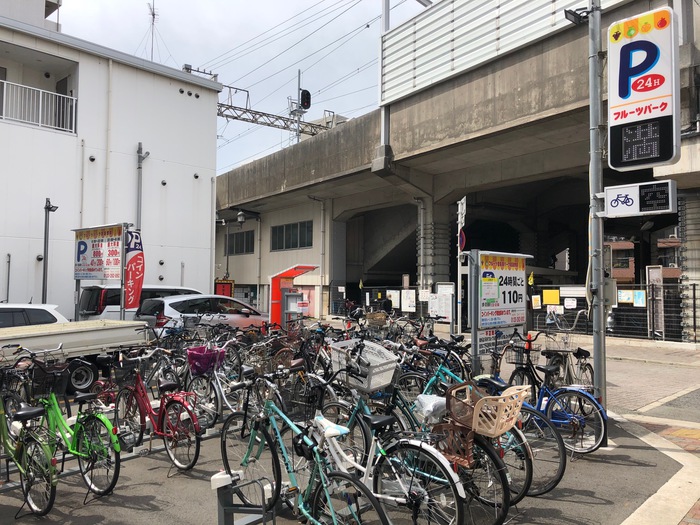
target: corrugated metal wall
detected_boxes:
[381,0,628,105]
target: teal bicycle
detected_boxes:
[220,365,390,525]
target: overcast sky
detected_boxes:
[54,0,430,175]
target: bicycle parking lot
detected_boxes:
[0,333,699,525]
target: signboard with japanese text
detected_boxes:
[124,230,145,309]
[74,224,123,280]
[478,253,528,329]
[608,7,680,171]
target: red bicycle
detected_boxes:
[113,347,202,470]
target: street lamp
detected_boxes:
[42,198,58,303]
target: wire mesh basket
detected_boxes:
[111,360,147,387]
[187,346,226,376]
[330,339,399,393]
[281,375,325,423]
[364,311,388,328]
[31,361,70,397]
[445,382,529,438]
[504,346,540,365]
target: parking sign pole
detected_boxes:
[588,0,608,421]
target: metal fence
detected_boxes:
[533,283,692,343]
[1,80,76,133]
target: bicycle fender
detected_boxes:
[391,438,467,500]
[549,387,608,420]
[92,414,122,453]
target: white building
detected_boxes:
[0,0,221,319]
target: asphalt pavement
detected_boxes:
[0,331,699,524]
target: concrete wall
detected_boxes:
[0,25,219,318]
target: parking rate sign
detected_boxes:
[608,7,680,171]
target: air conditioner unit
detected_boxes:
[669,263,678,268]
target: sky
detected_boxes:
[53,0,431,175]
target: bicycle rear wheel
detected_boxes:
[76,415,121,495]
[373,440,464,525]
[517,405,566,496]
[546,390,606,454]
[311,471,389,525]
[162,400,201,470]
[19,436,56,516]
[458,433,511,525]
[220,412,281,512]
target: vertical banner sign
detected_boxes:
[608,7,680,171]
[124,230,145,309]
[478,253,527,329]
[74,224,123,279]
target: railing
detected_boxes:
[0,80,76,133]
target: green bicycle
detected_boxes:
[0,364,58,516]
[11,346,121,496]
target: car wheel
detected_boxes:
[67,360,99,393]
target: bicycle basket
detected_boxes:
[31,360,70,397]
[111,360,142,386]
[504,346,540,365]
[187,346,226,376]
[446,382,529,437]
[330,339,399,393]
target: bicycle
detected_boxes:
[220,366,391,525]
[473,337,567,497]
[112,347,202,470]
[505,329,608,454]
[12,346,122,497]
[0,362,58,516]
[542,310,594,390]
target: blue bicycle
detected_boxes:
[503,329,608,454]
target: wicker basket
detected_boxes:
[446,382,529,438]
[365,311,388,327]
[31,361,70,397]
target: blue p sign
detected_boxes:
[77,240,88,261]
[618,40,659,99]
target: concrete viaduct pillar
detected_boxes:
[680,192,700,342]
[416,200,450,290]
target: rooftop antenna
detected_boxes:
[147,2,158,61]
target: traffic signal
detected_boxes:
[300,89,311,110]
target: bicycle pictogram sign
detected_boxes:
[610,193,634,208]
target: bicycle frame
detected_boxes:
[126,369,201,438]
[243,398,342,525]
[40,391,121,458]
[0,396,58,491]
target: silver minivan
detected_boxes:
[79,284,202,321]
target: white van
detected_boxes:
[78,284,202,321]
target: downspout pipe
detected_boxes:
[309,196,326,318]
[136,142,150,230]
[414,198,425,290]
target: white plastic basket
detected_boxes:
[330,339,399,393]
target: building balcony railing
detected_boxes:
[0,80,76,133]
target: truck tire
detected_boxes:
[67,359,99,393]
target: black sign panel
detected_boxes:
[609,115,676,170]
[639,182,671,213]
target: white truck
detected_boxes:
[0,320,147,392]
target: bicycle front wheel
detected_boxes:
[493,426,532,506]
[220,412,281,512]
[373,440,464,525]
[517,405,566,496]
[19,436,56,516]
[187,375,221,430]
[507,368,537,405]
[76,415,121,495]
[546,390,606,454]
[311,471,389,525]
[114,387,145,450]
[162,400,201,470]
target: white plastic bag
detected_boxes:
[414,394,447,425]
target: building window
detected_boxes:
[271,221,313,251]
[612,249,633,269]
[226,230,254,255]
